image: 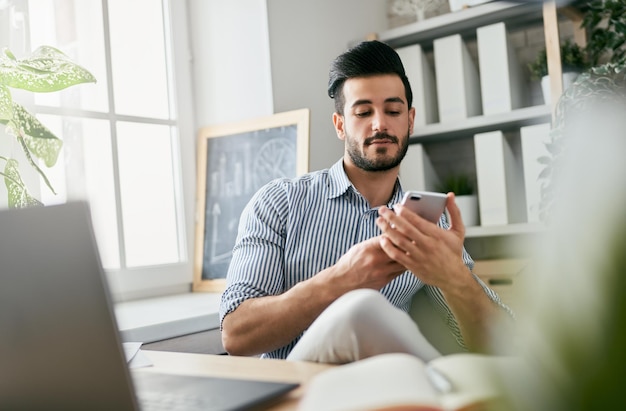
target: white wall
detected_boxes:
[187,0,389,172]
[187,0,274,126]
[266,0,389,171]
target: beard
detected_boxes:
[346,129,410,172]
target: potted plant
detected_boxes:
[538,62,626,223]
[0,46,95,207]
[389,0,450,22]
[528,40,589,105]
[581,0,626,68]
[534,1,626,221]
[437,173,479,226]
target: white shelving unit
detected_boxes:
[379,1,545,49]
[364,2,576,270]
[465,222,544,238]
[410,104,552,143]
[367,1,571,258]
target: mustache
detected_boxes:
[364,132,399,145]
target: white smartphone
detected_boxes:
[399,191,447,223]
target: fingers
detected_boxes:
[376,206,426,258]
[379,204,436,239]
[379,234,418,268]
[444,192,465,237]
[348,236,408,285]
[377,197,468,289]
[378,206,418,244]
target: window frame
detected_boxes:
[25,0,197,301]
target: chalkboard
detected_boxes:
[193,109,310,292]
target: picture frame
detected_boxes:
[193,109,310,292]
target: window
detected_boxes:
[4,0,195,299]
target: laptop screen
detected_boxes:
[0,202,138,410]
[0,202,298,411]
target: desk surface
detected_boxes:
[139,350,334,410]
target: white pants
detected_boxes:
[286,289,442,364]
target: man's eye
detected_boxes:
[387,111,401,116]
[355,111,371,117]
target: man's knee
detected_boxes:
[337,288,387,307]
[328,289,390,326]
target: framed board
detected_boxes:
[193,109,310,292]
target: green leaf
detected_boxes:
[2,158,43,208]
[22,132,63,168]
[0,46,96,92]
[615,22,626,34]
[544,141,561,156]
[436,173,475,195]
[538,167,551,180]
[537,156,552,165]
[3,103,61,196]
[15,135,57,195]
[8,102,62,167]
[0,84,12,121]
[611,37,625,52]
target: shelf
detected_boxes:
[409,105,552,143]
[465,222,544,238]
[367,2,559,244]
[378,1,544,49]
[473,258,528,276]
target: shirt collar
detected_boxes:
[328,159,352,199]
[389,179,405,207]
[327,159,405,207]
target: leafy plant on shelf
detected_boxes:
[0,46,96,208]
[528,0,626,82]
[538,63,626,223]
[436,173,475,196]
[581,0,626,67]
[528,40,589,81]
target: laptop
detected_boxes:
[0,201,298,410]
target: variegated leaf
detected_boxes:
[0,46,96,92]
[23,133,63,168]
[10,102,62,167]
[16,136,57,195]
[2,158,43,208]
[0,84,12,121]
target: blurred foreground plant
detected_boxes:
[538,63,626,222]
[0,46,96,207]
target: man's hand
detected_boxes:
[329,236,407,292]
[222,235,407,357]
[375,192,468,289]
[376,192,512,353]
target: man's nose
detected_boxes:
[371,112,388,132]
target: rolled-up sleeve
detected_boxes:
[219,180,289,329]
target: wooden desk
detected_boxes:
[138,350,334,410]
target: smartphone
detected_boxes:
[399,191,447,223]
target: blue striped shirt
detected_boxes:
[219,159,511,359]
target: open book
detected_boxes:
[298,353,522,411]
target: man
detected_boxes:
[220,40,512,363]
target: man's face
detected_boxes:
[333,74,415,172]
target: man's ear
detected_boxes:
[332,112,346,141]
[408,107,416,135]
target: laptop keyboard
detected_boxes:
[138,391,221,411]
[132,371,298,411]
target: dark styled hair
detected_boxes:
[327,40,413,114]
